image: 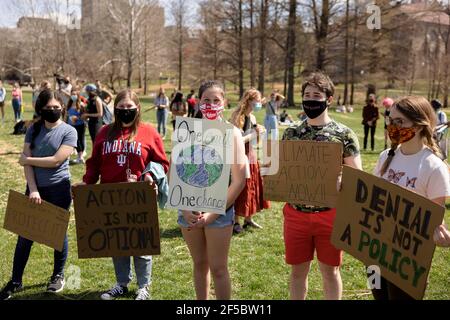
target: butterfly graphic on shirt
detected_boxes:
[405,177,417,188]
[387,169,405,184]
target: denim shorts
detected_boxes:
[178,207,235,229]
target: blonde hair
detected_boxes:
[231,88,261,129]
[380,96,443,176]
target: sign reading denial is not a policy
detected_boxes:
[168,118,234,215]
[331,166,445,300]
[4,190,70,251]
[73,182,160,259]
[263,140,343,208]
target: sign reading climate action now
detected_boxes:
[73,182,160,259]
[331,166,445,300]
[168,118,234,215]
[4,190,70,251]
[263,140,343,207]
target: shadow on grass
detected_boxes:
[160,227,182,239]
[0,152,21,156]
[13,290,110,300]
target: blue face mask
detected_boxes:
[71,95,77,102]
[253,102,262,112]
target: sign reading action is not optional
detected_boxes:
[73,182,160,259]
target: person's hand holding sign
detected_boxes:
[29,191,42,205]
[434,224,450,247]
[143,173,158,196]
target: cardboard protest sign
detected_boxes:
[263,140,343,207]
[3,190,70,251]
[73,182,160,259]
[168,118,234,215]
[331,166,445,300]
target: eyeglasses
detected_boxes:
[386,117,410,127]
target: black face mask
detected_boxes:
[302,100,328,119]
[115,108,137,125]
[41,109,61,123]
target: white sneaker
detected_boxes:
[100,284,128,300]
[135,287,150,300]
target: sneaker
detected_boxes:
[100,284,128,300]
[233,223,243,234]
[243,220,263,229]
[135,287,150,300]
[0,281,23,300]
[47,274,65,293]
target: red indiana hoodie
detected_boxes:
[83,123,169,184]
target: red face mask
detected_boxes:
[199,103,224,120]
[387,125,417,144]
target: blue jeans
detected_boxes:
[264,115,279,140]
[156,109,168,136]
[12,180,71,283]
[178,207,235,229]
[12,99,21,121]
[112,256,152,289]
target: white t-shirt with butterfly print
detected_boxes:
[374,147,450,200]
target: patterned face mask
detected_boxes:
[387,124,417,144]
[199,103,224,120]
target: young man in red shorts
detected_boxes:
[282,72,362,300]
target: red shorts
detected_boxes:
[283,204,342,267]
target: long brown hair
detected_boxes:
[231,88,261,129]
[380,96,442,176]
[107,89,141,142]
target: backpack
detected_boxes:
[101,100,113,125]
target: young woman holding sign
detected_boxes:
[282,72,363,300]
[230,88,270,234]
[74,89,169,300]
[178,80,247,300]
[0,89,77,300]
[372,96,450,300]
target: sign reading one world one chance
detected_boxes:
[168,117,234,215]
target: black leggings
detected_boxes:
[364,124,376,150]
[371,276,415,301]
[74,124,86,153]
[88,120,103,144]
[12,180,71,283]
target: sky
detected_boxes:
[0,0,199,28]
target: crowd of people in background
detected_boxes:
[0,72,449,302]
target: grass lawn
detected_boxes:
[0,87,449,300]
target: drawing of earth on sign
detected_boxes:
[176,145,223,188]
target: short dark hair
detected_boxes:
[301,72,335,98]
[198,80,224,100]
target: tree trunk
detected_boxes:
[238,0,244,98]
[316,0,329,71]
[286,0,297,107]
[250,0,256,87]
[258,0,268,95]
[350,1,358,106]
[343,0,350,106]
[178,11,183,91]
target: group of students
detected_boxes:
[0,72,449,301]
